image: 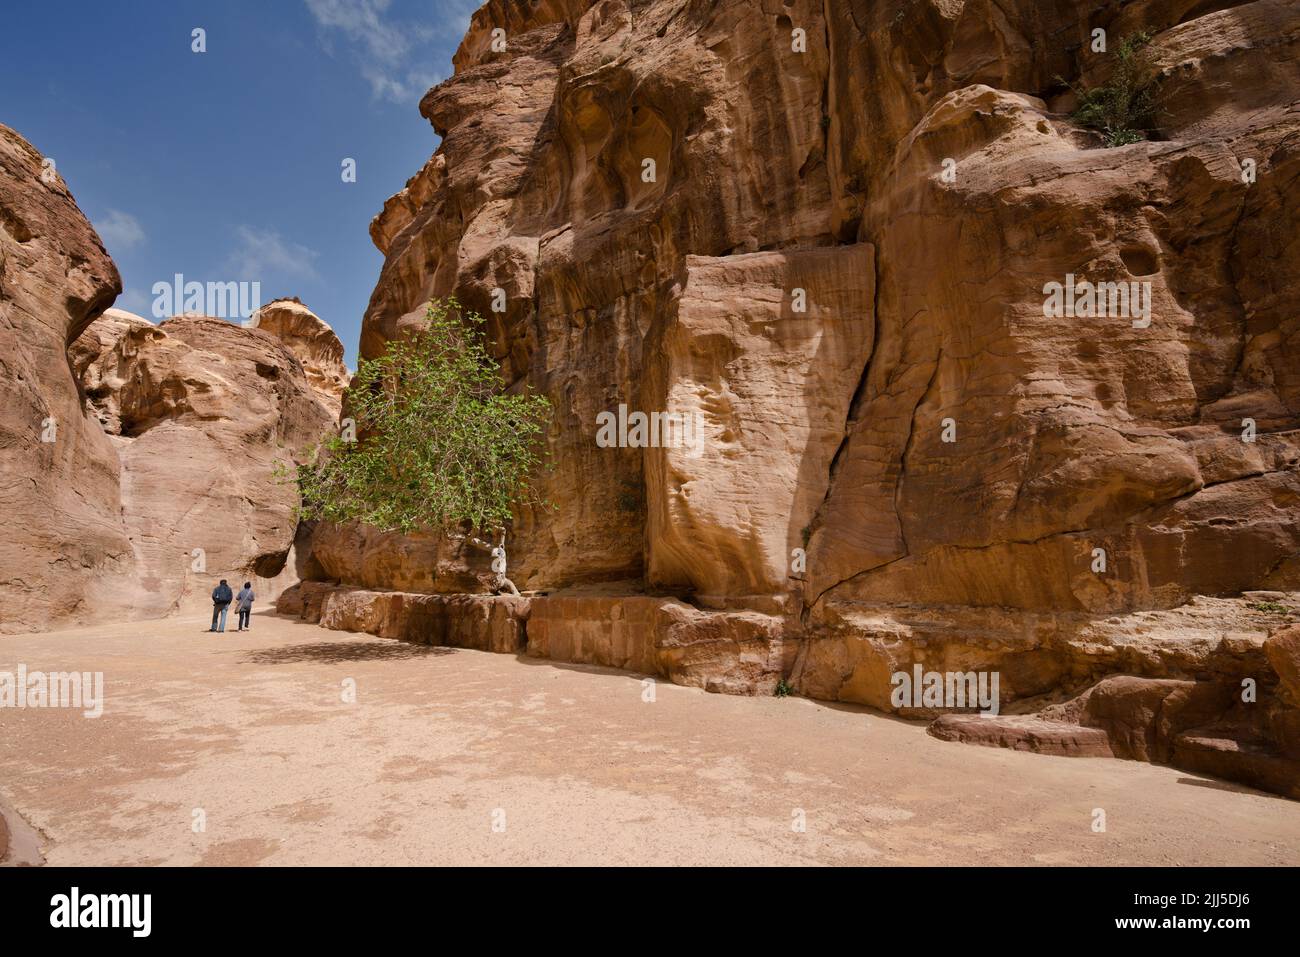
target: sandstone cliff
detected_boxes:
[294,0,1300,796]
[0,123,134,632]
[249,298,349,416]
[0,121,341,630]
[355,0,1300,607]
[72,309,339,621]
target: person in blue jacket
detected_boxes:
[209,579,233,633]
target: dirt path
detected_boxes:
[1,612,1296,866]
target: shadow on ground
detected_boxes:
[1175,775,1272,797]
[240,641,456,665]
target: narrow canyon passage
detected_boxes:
[1,615,1295,866]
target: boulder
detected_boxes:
[1077,676,1233,762]
[275,580,337,624]
[1264,625,1300,705]
[929,715,1114,758]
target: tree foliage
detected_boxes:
[295,298,550,536]
[1068,32,1164,147]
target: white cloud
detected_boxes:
[361,64,444,104]
[304,0,468,103]
[95,209,145,252]
[117,288,151,315]
[227,226,319,280]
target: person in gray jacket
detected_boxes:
[234,582,255,631]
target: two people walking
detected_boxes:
[209,579,255,633]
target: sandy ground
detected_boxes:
[0,611,1297,866]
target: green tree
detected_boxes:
[295,298,550,555]
[1066,32,1164,147]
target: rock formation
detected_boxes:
[290,0,1300,797]
[0,121,342,631]
[71,309,339,620]
[0,123,134,633]
[249,298,349,416]
[351,0,1300,605]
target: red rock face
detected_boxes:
[0,121,341,631]
[334,0,1300,795]
[71,311,339,621]
[0,123,134,633]
[358,0,1299,611]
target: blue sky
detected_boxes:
[0,0,479,365]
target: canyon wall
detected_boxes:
[0,123,135,632]
[0,120,342,631]
[299,0,1300,794]
[356,0,1300,610]
[72,307,340,622]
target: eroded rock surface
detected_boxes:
[303,520,498,595]
[351,0,1299,605]
[71,311,338,619]
[305,0,1300,796]
[0,124,133,633]
[249,298,349,416]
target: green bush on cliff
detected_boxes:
[294,297,550,537]
[1066,32,1164,147]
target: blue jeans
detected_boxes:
[211,603,229,632]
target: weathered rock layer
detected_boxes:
[73,310,339,620]
[0,123,341,630]
[249,298,349,416]
[316,0,1300,796]
[0,123,133,632]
